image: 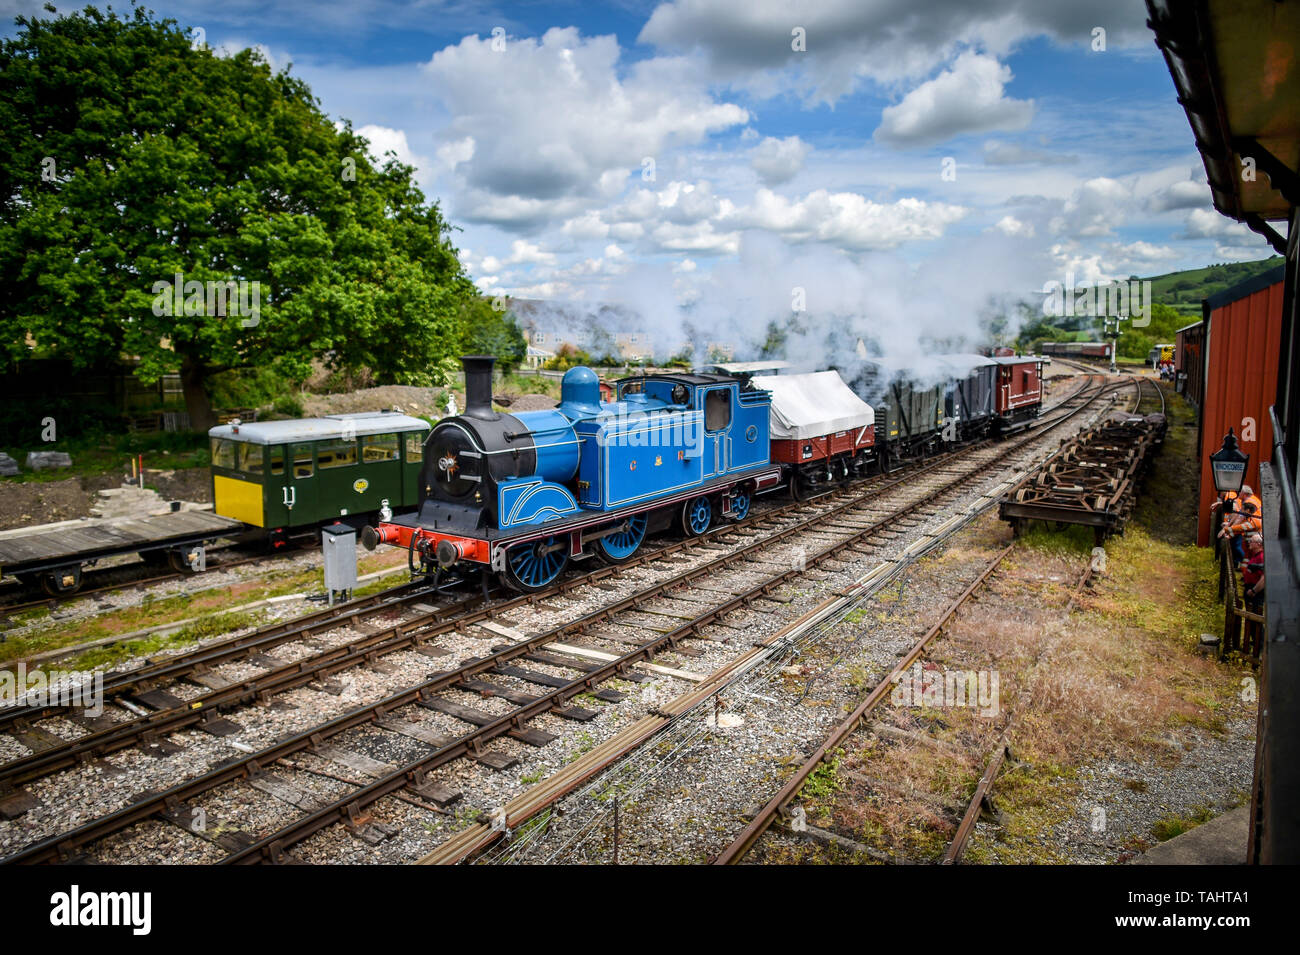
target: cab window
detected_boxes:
[211,438,237,470]
[238,443,264,475]
[361,432,399,463]
[704,388,732,432]
[317,438,358,469]
[405,433,425,463]
[291,443,314,478]
[269,446,285,476]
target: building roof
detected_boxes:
[1148,0,1300,234]
[209,411,429,446]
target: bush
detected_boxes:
[273,393,305,418]
[542,344,593,371]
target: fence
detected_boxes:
[1216,530,1265,660]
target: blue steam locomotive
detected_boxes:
[365,356,783,591]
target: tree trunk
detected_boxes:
[180,355,218,432]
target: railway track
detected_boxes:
[714,384,1139,865]
[715,535,1098,865]
[0,543,291,619]
[0,371,1115,864]
[458,377,1124,865]
[0,371,1105,733]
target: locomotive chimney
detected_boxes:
[462,355,498,420]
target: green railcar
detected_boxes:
[848,358,945,462]
[208,412,430,543]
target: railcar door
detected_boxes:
[401,430,428,507]
[355,431,402,517]
[314,436,359,523]
[278,442,318,529]
[702,387,732,478]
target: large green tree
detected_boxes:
[0,5,475,428]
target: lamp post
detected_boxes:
[1210,428,1249,495]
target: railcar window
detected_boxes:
[705,388,731,432]
[620,380,645,397]
[317,438,358,469]
[405,433,425,462]
[291,443,314,478]
[269,446,285,476]
[238,443,264,475]
[362,432,399,463]
[211,438,237,470]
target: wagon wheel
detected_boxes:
[500,535,569,592]
[40,565,82,597]
[168,549,200,573]
[730,487,752,521]
[680,495,713,536]
[594,515,648,564]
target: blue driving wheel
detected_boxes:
[730,487,751,522]
[681,495,712,537]
[501,535,569,592]
[596,514,648,563]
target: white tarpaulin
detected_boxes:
[751,371,875,440]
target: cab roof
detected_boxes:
[208,411,430,446]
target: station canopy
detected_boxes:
[751,371,875,439]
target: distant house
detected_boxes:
[524,344,555,369]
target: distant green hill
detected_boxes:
[1142,256,1283,321]
[1016,256,1284,358]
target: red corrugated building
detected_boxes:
[1196,265,1286,545]
[1175,319,1205,410]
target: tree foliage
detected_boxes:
[459,298,527,374]
[0,6,476,427]
[542,343,592,371]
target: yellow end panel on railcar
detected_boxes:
[214,474,264,527]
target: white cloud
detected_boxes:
[750,135,810,185]
[356,124,426,171]
[983,140,1077,166]
[875,53,1034,148]
[639,0,1149,105]
[731,188,967,250]
[1050,177,1131,237]
[1180,208,1253,240]
[993,215,1034,237]
[1148,179,1212,213]
[422,28,748,229]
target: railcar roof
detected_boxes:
[616,372,737,387]
[208,411,430,445]
[704,360,793,374]
[936,353,998,374]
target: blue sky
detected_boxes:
[3,0,1279,352]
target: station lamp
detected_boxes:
[1209,428,1249,495]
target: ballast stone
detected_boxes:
[26,450,72,470]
